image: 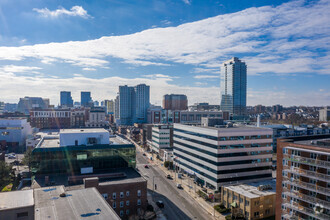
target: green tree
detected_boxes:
[164,161,170,168]
[22,148,32,166]
[0,161,13,188]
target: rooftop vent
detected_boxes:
[257,185,272,191]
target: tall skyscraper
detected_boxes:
[60,91,73,107]
[81,91,92,107]
[220,57,247,117]
[117,84,150,125]
[163,94,188,110]
[135,84,150,123]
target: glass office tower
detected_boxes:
[220,57,247,117]
[60,91,73,107]
[81,91,92,107]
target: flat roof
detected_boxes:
[175,123,272,131]
[98,168,146,186]
[294,138,330,147]
[109,135,131,145]
[60,128,108,134]
[34,186,120,220]
[0,189,34,210]
[224,179,276,199]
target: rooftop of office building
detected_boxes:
[60,128,108,134]
[175,123,272,131]
[278,134,330,152]
[224,179,276,199]
[0,189,34,210]
[34,186,120,220]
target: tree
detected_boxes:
[22,148,32,166]
[164,161,170,168]
[0,161,13,188]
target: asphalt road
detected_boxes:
[136,150,210,220]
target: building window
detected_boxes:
[245,211,249,218]
[126,209,130,215]
[265,209,270,215]
[254,212,259,217]
[245,200,249,206]
[113,202,116,209]
[102,193,108,200]
[137,190,141,197]
[137,199,141,205]
[223,191,226,196]
[120,192,124,198]
[126,200,130,206]
[239,197,243,203]
[126,191,130,197]
[120,210,124,217]
[120,201,124,208]
[17,212,28,218]
[254,201,259,206]
[113,192,116,199]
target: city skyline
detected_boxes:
[0,0,329,106]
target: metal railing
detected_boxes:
[283,154,330,169]
[283,203,330,220]
[283,166,330,182]
[283,188,330,209]
[283,177,330,196]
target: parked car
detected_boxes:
[177,184,183,189]
[166,174,172,179]
[156,201,164,208]
[144,165,149,168]
[8,155,16,159]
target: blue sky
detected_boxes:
[0,0,329,106]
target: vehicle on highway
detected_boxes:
[156,201,164,208]
[177,183,183,189]
[144,165,149,168]
[8,155,16,159]
[166,174,172,179]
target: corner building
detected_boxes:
[173,124,273,191]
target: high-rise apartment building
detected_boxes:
[173,124,273,191]
[276,135,330,220]
[220,57,247,117]
[104,100,115,114]
[117,84,150,125]
[163,94,188,110]
[135,84,150,123]
[319,107,330,121]
[81,91,92,107]
[60,91,73,107]
[17,97,50,115]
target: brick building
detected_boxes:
[276,134,330,220]
[30,109,71,129]
[84,168,148,219]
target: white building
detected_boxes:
[150,125,172,153]
[85,109,108,128]
[59,128,110,147]
[0,118,33,148]
[173,124,273,190]
[319,107,330,121]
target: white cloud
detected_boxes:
[82,67,96,71]
[33,6,90,18]
[194,75,219,79]
[182,0,191,5]
[0,65,41,73]
[0,0,329,75]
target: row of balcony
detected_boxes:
[283,177,330,196]
[283,203,330,220]
[283,154,330,169]
[283,188,330,210]
[283,165,330,182]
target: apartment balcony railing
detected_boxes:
[283,177,330,196]
[283,165,330,182]
[283,154,330,169]
[283,203,330,220]
[283,188,330,209]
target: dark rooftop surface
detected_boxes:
[34,185,120,220]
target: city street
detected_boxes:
[136,149,210,220]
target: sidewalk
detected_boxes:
[136,145,226,220]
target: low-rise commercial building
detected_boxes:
[0,118,33,152]
[276,134,330,220]
[222,180,276,220]
[173,124,273,190]
[31,128,136,176]
[30,109,71,129]
[0,189,34,220]
[84,168,148,219]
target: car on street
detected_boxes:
[8,155,16,159]
[177,183,183,189]
[142,153,146,156]
[156,201,164,208]
[144,165,149,168]
[166,174,172,179]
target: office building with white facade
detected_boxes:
[173,124,273,190]
[220,57,247,118]
[150,124,172,153]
